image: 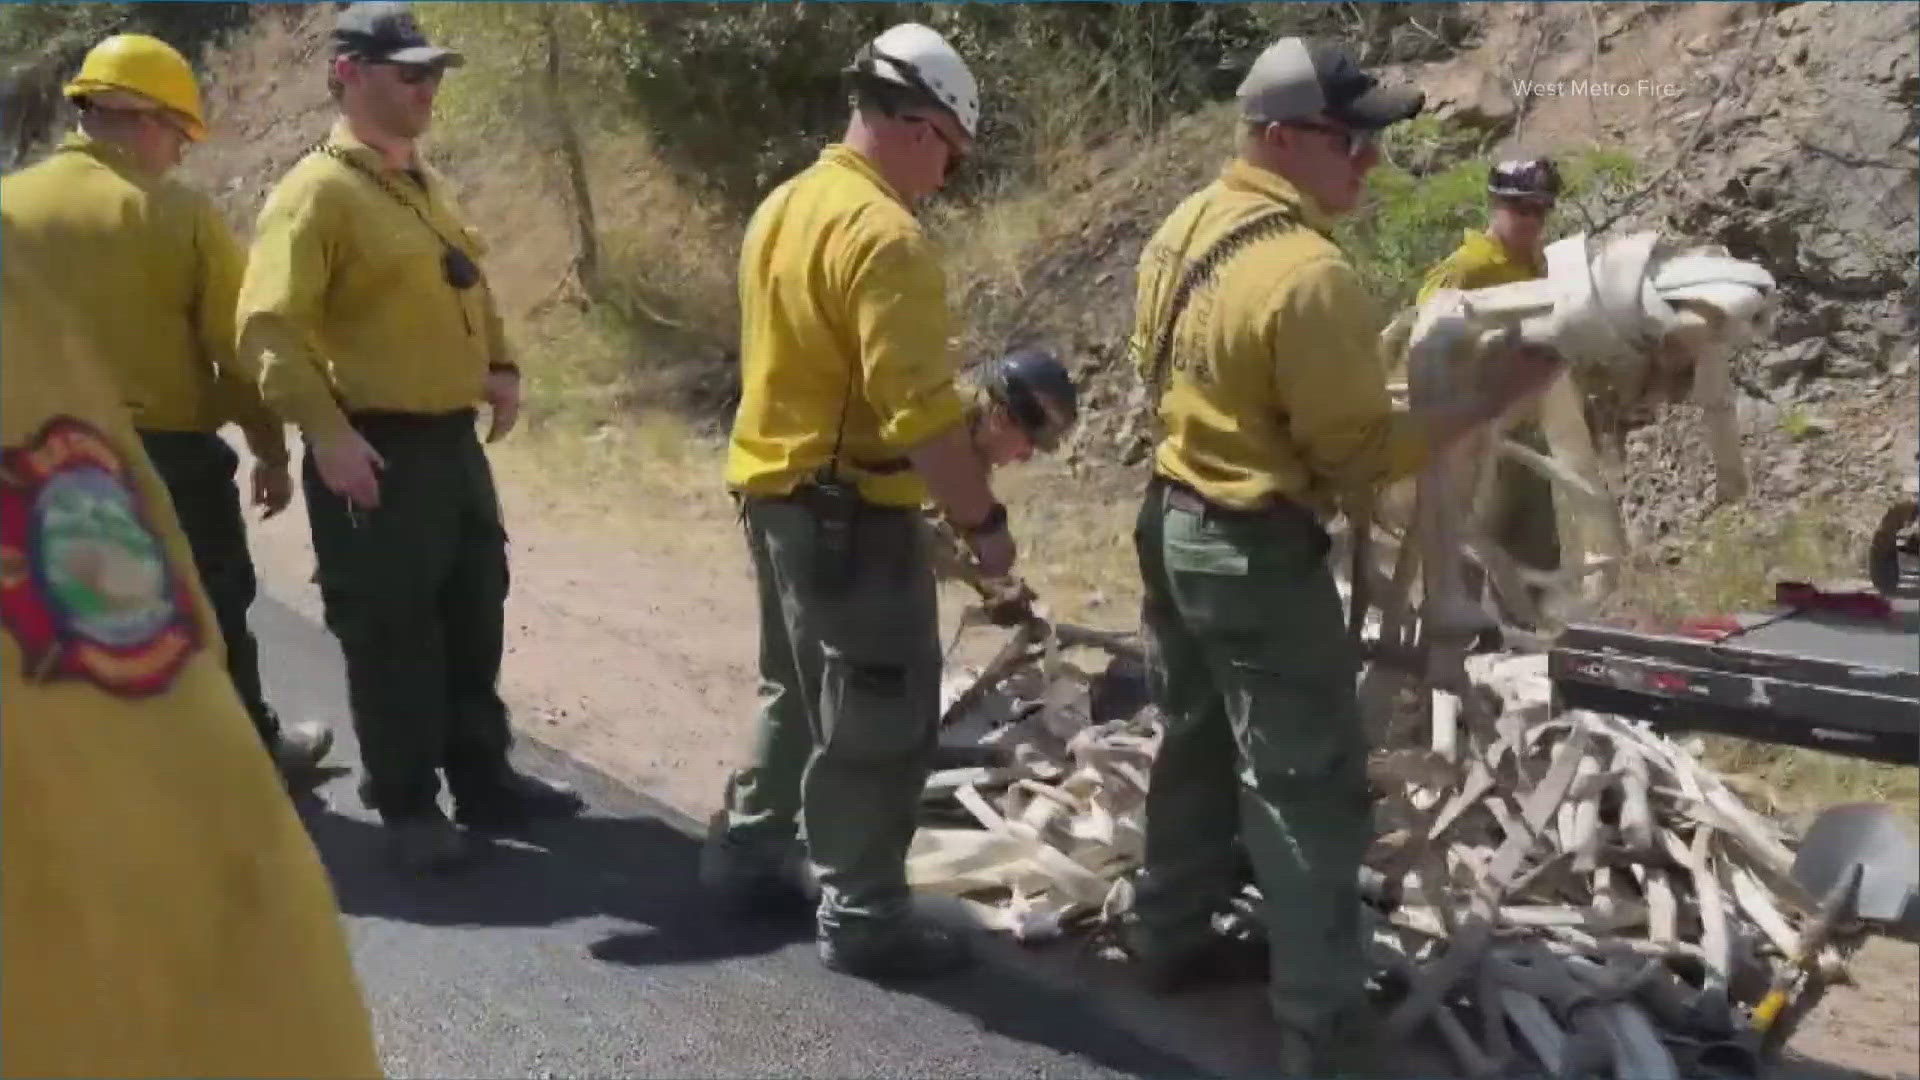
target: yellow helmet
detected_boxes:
[62,33,207,142]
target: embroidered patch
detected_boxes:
[0,417,201,696]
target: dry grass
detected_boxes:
[990,462,1145,629]
[492,397,733,563]
[1607,504,1867,626]
[1701,737,1920,827]
[177,4,339,234]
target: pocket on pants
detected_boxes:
[1164,528,1250,576]
[1164,527,1268,638]
[819,646,932,763]
[1226,657,1367,791]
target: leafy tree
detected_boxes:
[2,2,249,170]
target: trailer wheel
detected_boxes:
[1868,498,1919,598]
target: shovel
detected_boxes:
[1791,802,1920,942]
[1748,803,1920,1066]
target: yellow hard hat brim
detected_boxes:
[63,78,207,142]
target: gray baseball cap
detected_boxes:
[1237,37,1423,130]
[333,2,464,68]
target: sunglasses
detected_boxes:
[996,388,1064,450]
[1284,120,1377,161]
[912,115,966,166]
[1501,199,1554,218]
[371,61,443,85]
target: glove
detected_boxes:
[981,578,1038,627]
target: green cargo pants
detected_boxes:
[1132,475,1373,1040]
[722,492,942,932]
[139,430,282,750]
[302,409,514,823]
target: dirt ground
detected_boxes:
[241,434,1916,1079]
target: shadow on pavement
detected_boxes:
[882,963,1210,1079]
[300,801,816,967]
[262,592,1207,1078]
[301,796,1204,1077]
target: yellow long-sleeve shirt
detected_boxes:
[0,241,381,1079]
[0,132,286,466]
[1417,228,1544,304]
[724,145,966,509]
[236,120,513,440]
[1130,158,1427,514]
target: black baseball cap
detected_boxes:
[333,2,464,68]
[1237,37,1423,131]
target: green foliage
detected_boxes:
[1564,146,1638,190]
[1336,155,1489,312]
[1,2,250,168]
[1779,405,1821,441]
[423,2,1440,211]
[1611,505,1858,630]
[0,4,129,66]
[1336,142,1646,315]
[1379,111,1496,177]
[417,4,625,148]
[0,2,249,73]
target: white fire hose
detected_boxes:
[1382,231,1778,635]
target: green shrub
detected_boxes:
[421,2,1458,213]
[1337,139,1645,315]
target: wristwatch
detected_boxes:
[489,361,520,377]
[960,501,1008,538]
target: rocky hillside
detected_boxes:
[1602,1,1918,565]
[992,1,1919,583]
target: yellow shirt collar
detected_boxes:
[819,144,909,209]
[1461,227,1543,277]
[325,118,421,176]
[1219,157,1334,235]
[58,130,153,178]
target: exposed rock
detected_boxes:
[1825,354,1880,380]
[1423,67,1518,134]
[1761,340,1825,385]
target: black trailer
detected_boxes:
[1547,596,1920,767]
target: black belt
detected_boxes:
[855,456,912,475]
[345,407,477,433]
[1153,474,1330,558]
[135,428,224,444]
[737,484,916,516]
[1154,474,1310,521]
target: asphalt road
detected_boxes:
[257,597,1206,1080]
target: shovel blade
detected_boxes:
[1793,803,1920,939]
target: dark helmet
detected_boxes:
[981,347,1078,452]
[1488,157,1561,204]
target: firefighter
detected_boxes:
[965,347,1080,468]
[1420,158,1560,301]
[704,23,1017,980]
[1420,157,1567,586]
[0,32,334,775]
[924,348,1078,598]
[1125,37,1563,1072]
[0,219,383,1080]
[236,2,580,875]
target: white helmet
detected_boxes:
[849,22,979,138]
